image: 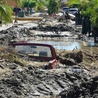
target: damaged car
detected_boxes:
[11,42,59,69]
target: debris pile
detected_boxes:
[0,47,98,98]
[0,12,97,98]
[0,26,33,45]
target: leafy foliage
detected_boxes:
[22,0,47,11]
[0,4,13,23]
[22,1,36,8]
[0,0,22,24]
[68,0,98,27]
[47,0,59,15]
[68,0,80,7]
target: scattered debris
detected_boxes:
[0,46,98,98]
[0,12,97,98]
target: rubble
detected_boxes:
[0,12,97,98]
[0,26,34,45]
[0,46,98,98]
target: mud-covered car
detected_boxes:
[11,42,59,69]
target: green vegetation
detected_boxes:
[0,0,13,24]
[22,0,47,11]
[0,0,60,23]
[47,0,59,15]
[68,0,98,28]
[0,0,22,24]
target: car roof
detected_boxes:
[11,42,54,47]
[69,8,78,10]
[63,7,69,9]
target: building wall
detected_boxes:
[7,0,22,8]
[7,0,17,7]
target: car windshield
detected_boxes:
[62,7,69,12]
[15,45,52,57]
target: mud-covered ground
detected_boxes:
[0,46,98,98]
[0,13,98,98]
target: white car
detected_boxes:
[62,7,69,12]
[68,8,78,15]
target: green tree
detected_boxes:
[47,0,59,15]
[0,0,13,24]
[68,0,98,42]
[22,0,47,11]
[0,0,22,24]
[22,0,36,8]
[68,0,98,27]
[34,0,47,10]
[29,2,36,8]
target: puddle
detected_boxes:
[26,37,98,53]
[28,40,81,50]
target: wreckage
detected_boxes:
[0,46,98,98]
[0,12,98,98]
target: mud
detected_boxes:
[0,13,97,98]
[0,47,98,98]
